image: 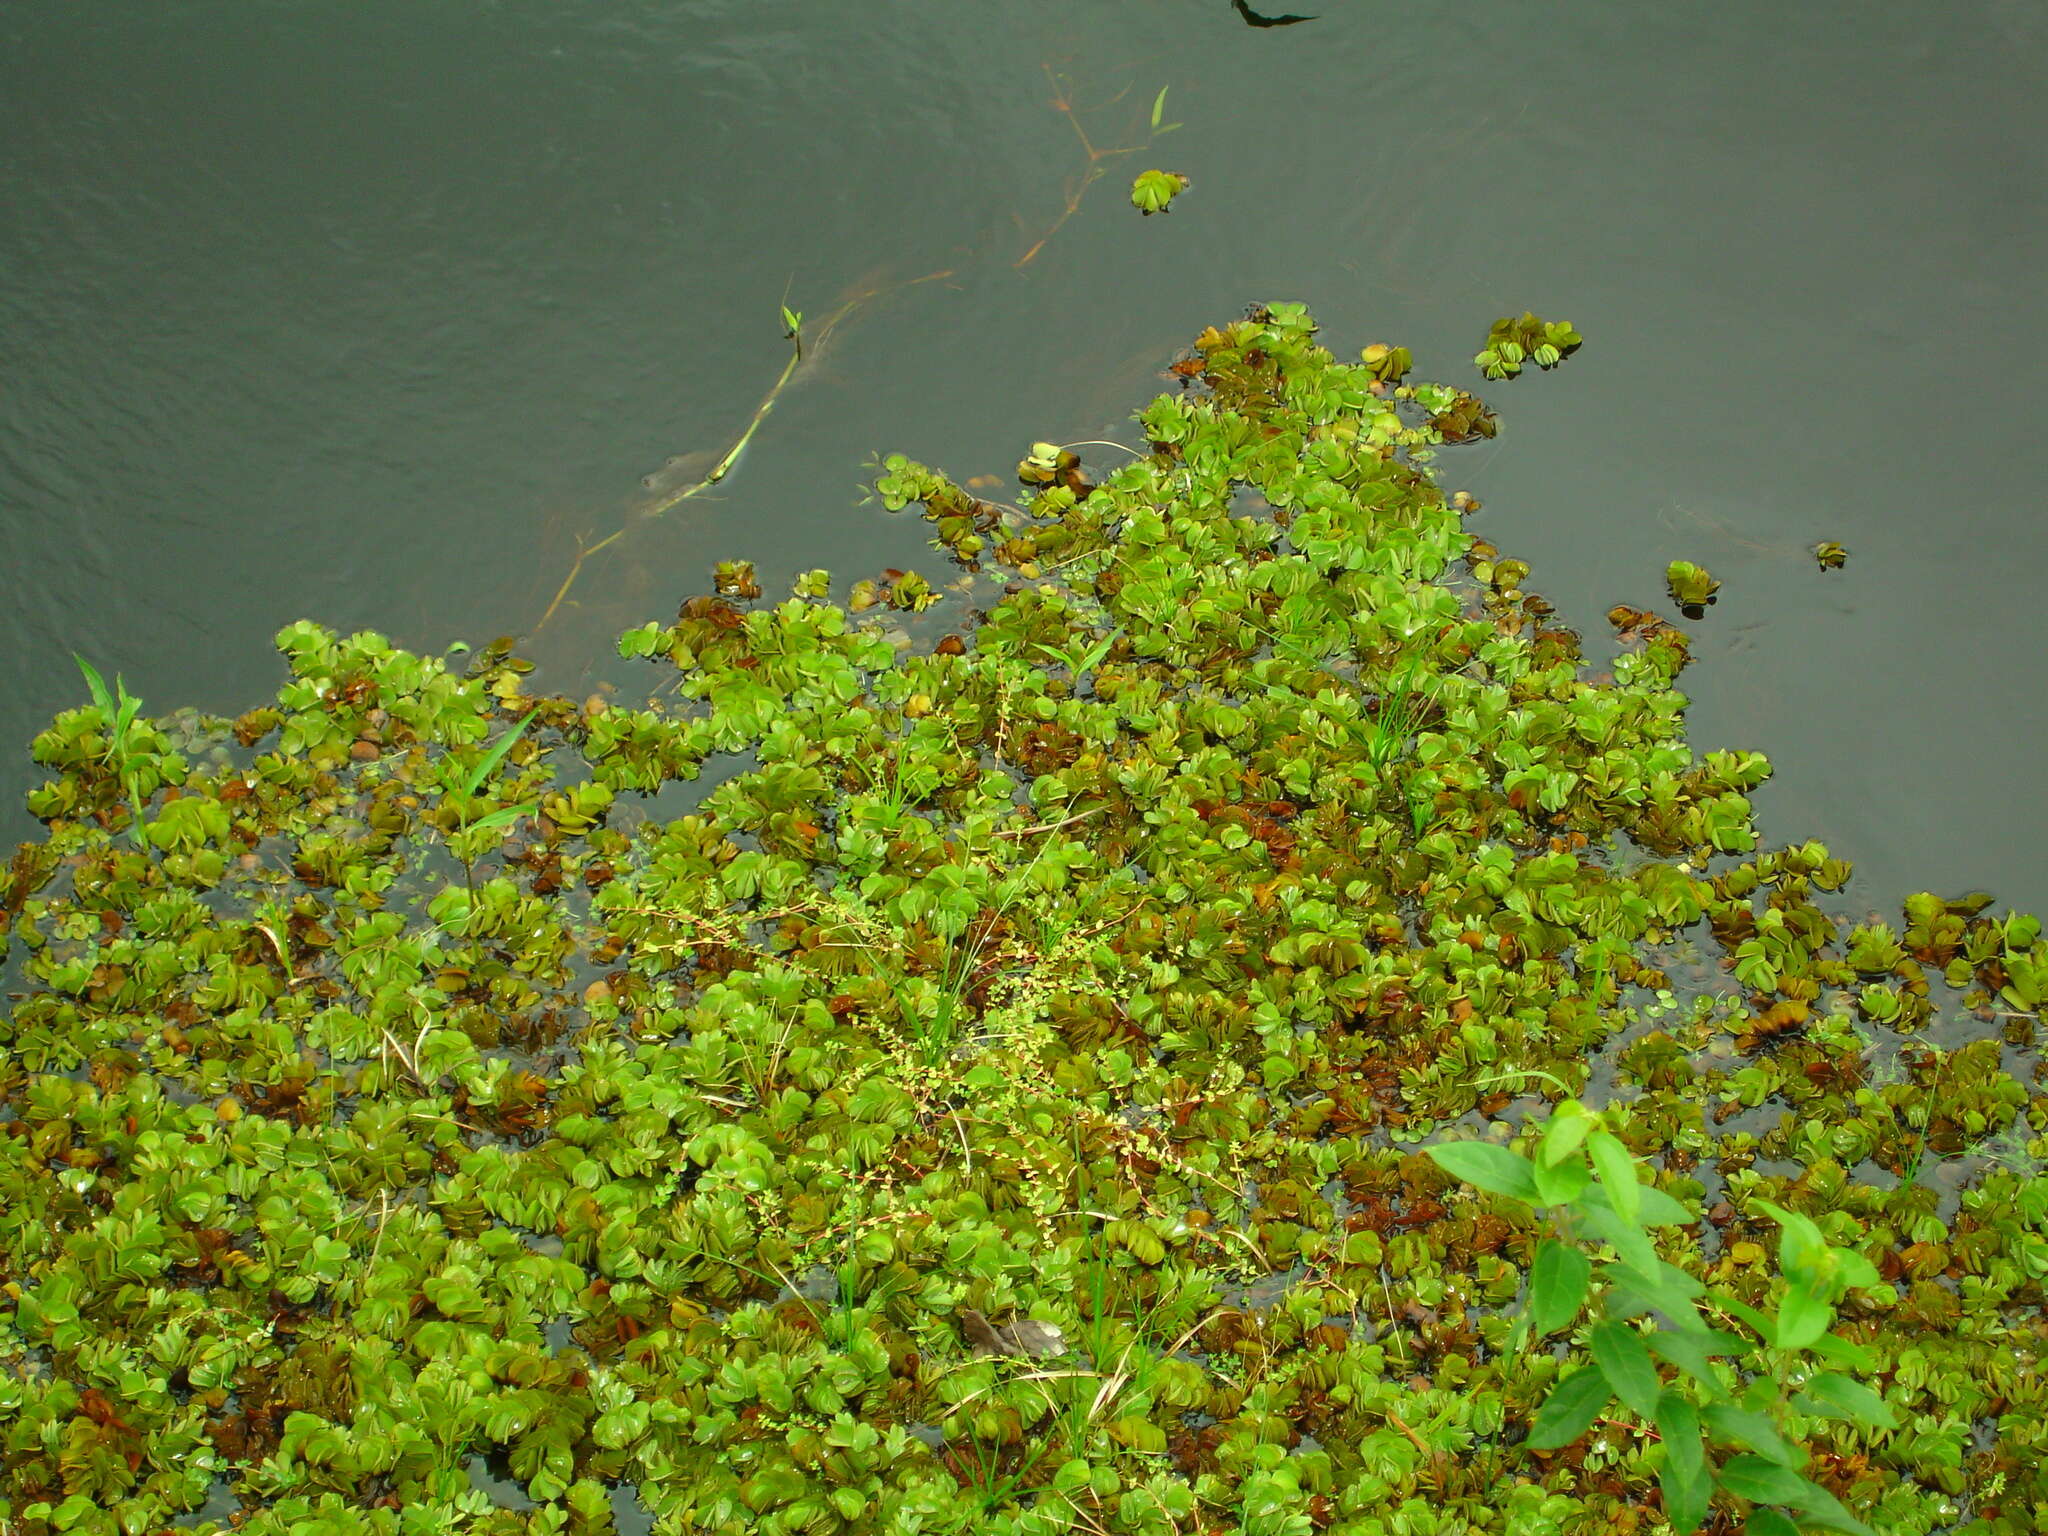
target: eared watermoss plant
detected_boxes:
[2,305,2046,1536]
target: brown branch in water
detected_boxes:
[536,525,630,632]
[534,267,952,632]
[1014,66,1147,270]
[993,805,1109,839]
[1385,1410,1433,1457]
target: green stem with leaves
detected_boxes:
[1427,1099,1897,1536]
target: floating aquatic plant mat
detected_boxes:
[5,305,2047,1536]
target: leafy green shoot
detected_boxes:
[457,707,540,802]
[73,654,149,843]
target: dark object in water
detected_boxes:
[1232,0,1316,25]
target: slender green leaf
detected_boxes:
[1805,1330,1877,1373]
[1790,1373,1898,1431]
[1575,1201,1663,1281]
[1580,1179,1689,1227]
[1715,1454,1811,1505]
[1784,1483,1878,1536]
[1530,1154,1590,1206]
[1743,1512,1802,1536]
[1528,1240,1590,1335]
[1710,1291,1779,1345]
[1833,1246,1880,1291]
[1701,1404,1801,1467]
[1773,1278,1834,1351]
[1753,1200,1829,1285]
[1717,1458,1876,1536]
[74,655,114,717]
[1606,1259,1709,1331]
[1586,1128,1640,1224]
[1646,1325,1747,1396]
[1659,1453,1712,1536]
[1526,1364,1611,1450]
[1589,1320,1661,1418]
[1425,1141,1539,1203]
[1654,1394,1709,1535]
[1654,1392,1703,1478]
[468,802,538,838]
[1537,1100,1596,1167]
[460,707,541,800]
[1633,1184,1694,1226]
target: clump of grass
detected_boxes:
[1364,664,1434,771]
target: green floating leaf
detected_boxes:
[1665,560,1720,610]
[1813,540,1848,570]
[1359,342,1414,383]
[1475,311,1583,379]
[1131,168,1191,215]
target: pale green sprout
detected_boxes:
[445,706,541,875]
[73,655,150,843]
[1035,630,1118,693]
[1149,85,1182,135]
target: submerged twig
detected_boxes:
[536,266,952,632]
[1015,67,1146,269]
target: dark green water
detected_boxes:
[4,0,2044,917]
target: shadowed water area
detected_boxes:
[3,0,2044,918]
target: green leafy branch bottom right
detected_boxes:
[1429,1095,1896,1536]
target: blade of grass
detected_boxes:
[459,707,540,800]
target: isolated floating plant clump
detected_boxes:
[3,305,2048,1536]
[1666,559,1721,615]
[1130,169,1191,215]
[1475,312,1583,380]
